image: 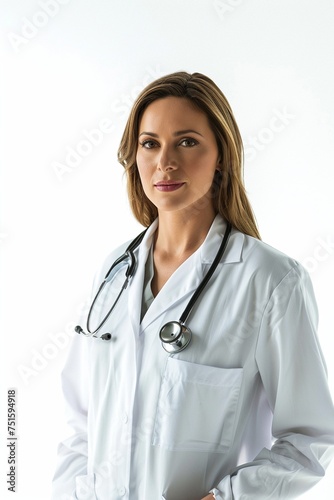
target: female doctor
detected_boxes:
[52,72,334,500]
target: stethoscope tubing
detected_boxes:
[85,229,147,335]
[76,221,232,348]
[179,221,232,325]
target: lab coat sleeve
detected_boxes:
[51,244,129,499]
[212,263,334,499]
[51,331,91,500]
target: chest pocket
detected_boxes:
[152,357,243,453]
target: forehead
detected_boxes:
[139,96,211,130]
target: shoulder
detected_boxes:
[243,233,296,268]
[238,231,311,291]
[236,232,318,324]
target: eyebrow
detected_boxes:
[139,129,203,138]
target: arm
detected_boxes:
[51,332,91,499]
[51,244,130,499]
[211,263,334,499]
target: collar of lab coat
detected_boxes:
[128,214,245,334]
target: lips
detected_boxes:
[154,181,185,192]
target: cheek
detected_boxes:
[189,154,217,180]
[136,163,150,193]
[136,151,151,175]
[189,147,217,167]
[136,152,145,180]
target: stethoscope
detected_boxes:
[75,221,232,353]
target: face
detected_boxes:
[136,96,220,216]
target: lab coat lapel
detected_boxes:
[140,247,204,332]
[127,219,158,337]
[128,215,244,335]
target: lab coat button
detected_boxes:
[118,486,126,496]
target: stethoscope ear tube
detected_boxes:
[74,325,112,340]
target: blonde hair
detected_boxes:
[117,71,261,239]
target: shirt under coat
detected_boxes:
[52,214,334,500]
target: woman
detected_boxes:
[52,72,334,499]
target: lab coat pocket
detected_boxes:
[75,473,97,500]
[153,357,243,452]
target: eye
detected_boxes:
[139,140,158,149]
[179,138,198,147]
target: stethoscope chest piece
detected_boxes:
[159,321,192,353]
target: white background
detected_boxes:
[1,0,334,498]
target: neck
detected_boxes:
[154,207,217,258]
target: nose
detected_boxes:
[157,145,178,172]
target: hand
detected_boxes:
[201,494,214,500]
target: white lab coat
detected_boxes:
[52,215,334,500]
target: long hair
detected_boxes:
[117,71,261,239]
